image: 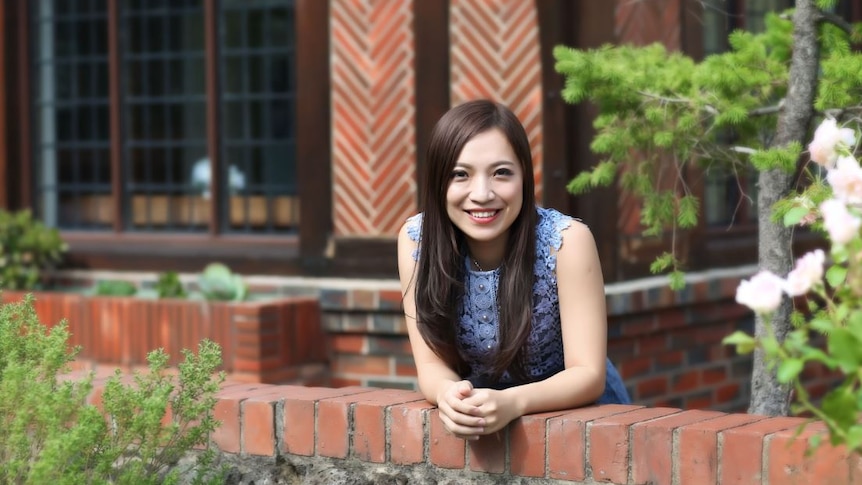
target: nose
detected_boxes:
[469,176,495,203]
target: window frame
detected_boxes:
[5,0,334,276]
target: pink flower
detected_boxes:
[784,249,825,297]
[809,118,856,168]
[826,156,862,204]
[736,271,785,314]
[820,199,861,245]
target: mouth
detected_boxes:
[466,210,500,222]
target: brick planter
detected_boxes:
[2,291,328,385]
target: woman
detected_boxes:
[398,100,630,440]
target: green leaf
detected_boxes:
[678,196,700,229]
[828,329,862,373]
[845,426,862,452]
[761,336,780,357]
[783,206,811,227]
[810,317,835,334]
[826,266,848,288]
[650,252,674,274]
[776,359,803,383]
[822,386,857,430]
[723,331,757,354]
[669,270,686,291]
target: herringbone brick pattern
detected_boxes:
[450,0,544,200]
[331,0,417,237]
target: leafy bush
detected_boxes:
[156,271,187,299]
[0,295,227,483]
[198,263,247,302]
[0,209,67,290]
[94,280,138,297]
[726,117,862,453]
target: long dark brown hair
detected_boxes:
[414,99,537,382]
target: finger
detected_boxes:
[439,400,486,427]
[461,390,489,408]
[444,395,484,419]
[455,380,474,397]
[440,413,484,437]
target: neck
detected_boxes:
[467,238,507,271]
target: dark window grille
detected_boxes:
[123,0,208,232]
[32,0,112,230]
[30,0,298,235]
[221,0,298,234]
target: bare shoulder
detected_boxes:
[556,219,601,271]
[397,219,419,252]
[397,218,420,284]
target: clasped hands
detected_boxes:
[435,380,520,440]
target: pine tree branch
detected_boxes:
[638,90,784,118]
[824,105,862,119]
[636,91,719,115]
[749,102,784,117]
[818,10,854,35]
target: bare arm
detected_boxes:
[503,221,607,414]
[397,222,486,436]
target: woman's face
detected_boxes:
[446,128,524,250]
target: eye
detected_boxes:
[450,170,468,180]
[494,167,515,177]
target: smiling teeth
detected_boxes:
[471,211,496,218]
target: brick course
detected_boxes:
[162,381,862,484]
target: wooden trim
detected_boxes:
[536,0,573,212]
[329,238,398,278]
[561,1,620,282]
[107,0,123,231]
[680,0,704,59]
[413,0,450,209]
[295,0,332,270]
[204,0,222,235]
[61,232,301,274]
[0,0,7,210]
[17,0,31,209]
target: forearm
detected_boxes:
[416,362,464,405]
[504,365,605,416]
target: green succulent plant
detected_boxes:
[94,280,138,297]
[197,263,247,302]
[155,271,187,299]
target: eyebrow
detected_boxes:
[453,160,517,169]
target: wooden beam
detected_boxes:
[204,0,222,235]
[107,0,123,231]
[296,0,333,272]
[0,0,7,209]
[413,0,450,209]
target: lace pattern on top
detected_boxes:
[405,207,574,384]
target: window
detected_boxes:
[699,0,792,228]
[31,0,298,234]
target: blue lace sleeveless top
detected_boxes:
[406,206,631,404]
[406,206,575,384]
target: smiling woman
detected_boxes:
[398,100,630,440]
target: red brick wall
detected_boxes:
[319,272,748,410]
[318,268,839,414]
[47,268,841,412]
[72,379,860,484]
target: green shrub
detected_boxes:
[155,272,187,299]
[94,280,138,297]
[197,263,247,302]
[0,295,227,484]
[0,209,67,290]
